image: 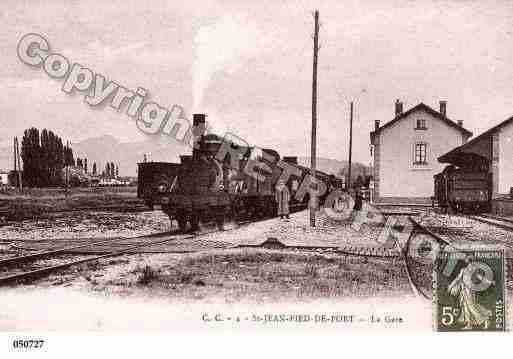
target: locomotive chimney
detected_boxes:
[375,120,380,131]
[439,101,447,117]
[192,113,206,158]
[395,99,403,117]
[193,113,206,133]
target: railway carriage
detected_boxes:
[434,165,491,213]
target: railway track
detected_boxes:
[5,209,491,292]
[0,232,194,287]
[404,217,464,299]
[0,212,293,287]
[468,214,513,232]
[406,215,513,299]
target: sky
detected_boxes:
[2,0,513,166]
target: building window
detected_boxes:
[414,143,427,164]
[415,119,427,130]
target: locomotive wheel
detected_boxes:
[163,206,176,231]
[446,203,453,215]
[190,213,200,232]
[233,199,245,221]
[177,215,188,232]
[215,207,225,230]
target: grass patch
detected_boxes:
[123,249,412,302]
[304,264,319,278]
[0,186,144,221]
[134,265,160,285]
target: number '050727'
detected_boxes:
[12,339,45,349]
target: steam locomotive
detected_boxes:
[434,165,491,213]
[137,113,343,231]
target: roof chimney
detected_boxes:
[457,120,463,126]
[439,101,447,117]
[375,120,380,131]
[395,99,403,116]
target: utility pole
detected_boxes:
[13,137,16,177]
[348,102,353,190]
[13,137,22,190]
[310,9,319,228]
[16,137,22,190]
[65,140,69,198]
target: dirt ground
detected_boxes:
[36,248,412,302]
[1,205,513,330]
[0,210,170,242]
[0,186,144,221]
[0,208,413,301]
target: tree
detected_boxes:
[43,130,64,186]
[105,163,110,178]
[21,127,67,187]
[21,127,41,187]
[115,164,119,178]
[64,144,74,167]
[40,129,50,186]
[92,162,97,175]
[52,135,64,186]
[110,162,115,178]
[84,158,88,173]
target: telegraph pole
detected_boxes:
[16,137,22,190]
[65,140,69,198]
[13,137,22,190]
[310,10,319,228]
[348,102,353,190]
[13,137,16,177]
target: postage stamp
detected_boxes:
[434,247,507,332]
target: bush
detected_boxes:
[135,265,159,285]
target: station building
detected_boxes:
[370,101,472,204]
[438,116,513,216]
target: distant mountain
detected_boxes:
[297,157,371,181]
[72,135,187,176]
[0,137,371,179]
[0,135,189,177]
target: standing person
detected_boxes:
[353,186,363,213]
[275,180,290,220]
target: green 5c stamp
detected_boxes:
[434,247,506,332]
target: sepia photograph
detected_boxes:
[1,0,512,353]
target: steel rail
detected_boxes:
[0,231,178,267]
[407,217,452,246]
[0,234,192,286]
[468,215,513,232]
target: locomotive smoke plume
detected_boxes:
[192,15,268,111]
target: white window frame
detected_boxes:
[415,118,428,130]
[413,142,428,165]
